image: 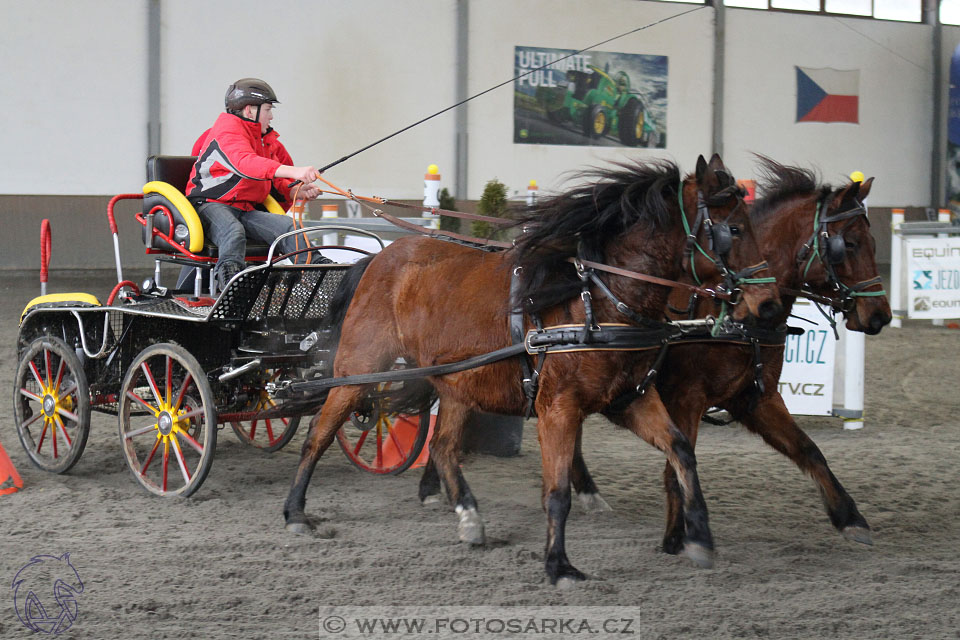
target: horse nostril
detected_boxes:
[758,300,782,322]
[869,312,892,334]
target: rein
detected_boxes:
[314,174,743,303]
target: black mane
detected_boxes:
[751,155,829,222]
[511,159,682,314]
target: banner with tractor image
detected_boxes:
[514,46,667,148]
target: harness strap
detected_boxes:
[281,343,529,397]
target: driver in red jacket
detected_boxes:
[186,78,322,289]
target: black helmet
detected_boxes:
[224,78,279,112]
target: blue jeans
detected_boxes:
[197,201,299,283]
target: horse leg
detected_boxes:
[537,399,587,586]
[659,403,706,555]
[417,456,443,505]
[735,393,872,545]
[571,431,612,513]
[284,385,367,534]
[619,389,714,568]
[427,397,485,544]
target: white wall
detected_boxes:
[160,0,458,199]
[0,0,148,195]
[0,0,945,207]
[723,9,933,206]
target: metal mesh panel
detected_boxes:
[245,267,347,322]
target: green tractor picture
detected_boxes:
[539,65,660,146]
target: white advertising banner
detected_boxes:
[779,300,837,415]
[904,236,960,319]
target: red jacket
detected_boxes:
[186,112,294,211]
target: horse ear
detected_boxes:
[708,153,725,173]
[833,182,859,210]
[696,155,707,182]
[858,176,874,201]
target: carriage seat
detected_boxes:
[142,154,286,259]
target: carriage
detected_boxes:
[13,155,432,498]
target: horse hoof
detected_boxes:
[552,567,587,588]
[578,492,613,513]
[285,521,314,536]
[841,526,874,546]
[555,576,581,590]
[421,494,443,506]
[456,507,486,545]
[683,543,715,569]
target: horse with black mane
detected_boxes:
[283,154,781,585]
[481,156,889,557]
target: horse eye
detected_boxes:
[845,241,857,251]
[729,225,742,237]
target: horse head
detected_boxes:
[804,178,891,334]
[679,154,782,323]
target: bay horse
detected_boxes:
[284,154,781,585]
[551,156,890,554]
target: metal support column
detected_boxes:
[927,0,943,208]
[711,0,725,157]
[455,0,469,200]
[147,0,161,156]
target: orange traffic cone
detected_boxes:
[0,441,24,496]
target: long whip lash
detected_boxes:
[318,4,708,174]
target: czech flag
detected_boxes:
[796,66,859,124]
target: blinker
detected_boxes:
[824,233,845,265]
[711,222,733,257]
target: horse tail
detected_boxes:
[324,255,375,345]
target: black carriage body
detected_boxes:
[17,263,348,418]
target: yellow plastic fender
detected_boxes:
[21,292,102,324]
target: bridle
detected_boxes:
[792,191,886,316]
[677,181,776,334]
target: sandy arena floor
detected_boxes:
[1,271,958,639]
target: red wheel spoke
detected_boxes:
[43,348,52,387]
[19,387,43,404]
[248,419,259,439]
[176,429,204,455]
[29,361,45,390]
[59,381,78,400]
[141,438,161,475]
[56,407,80,424]
[172,373,194,412]
[54,358,66,392]
[51,419,59,458]
[36,421,50,453]
[165,355,173,405]
[55,415,73,447]
[176,407,204,423]
[352,430,369,456]
[162,439,170,492]
[141,362,163,408]
[265,420,276,444]
[124,422,159,440]
[21,410,43,429]
[170,437,192,485]
[375,429,383,468]
[126,390,157,413]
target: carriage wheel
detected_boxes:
[118,343,216,497]
[336,383,431,475]
[14,336,91,474]
[229,368,301,452]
